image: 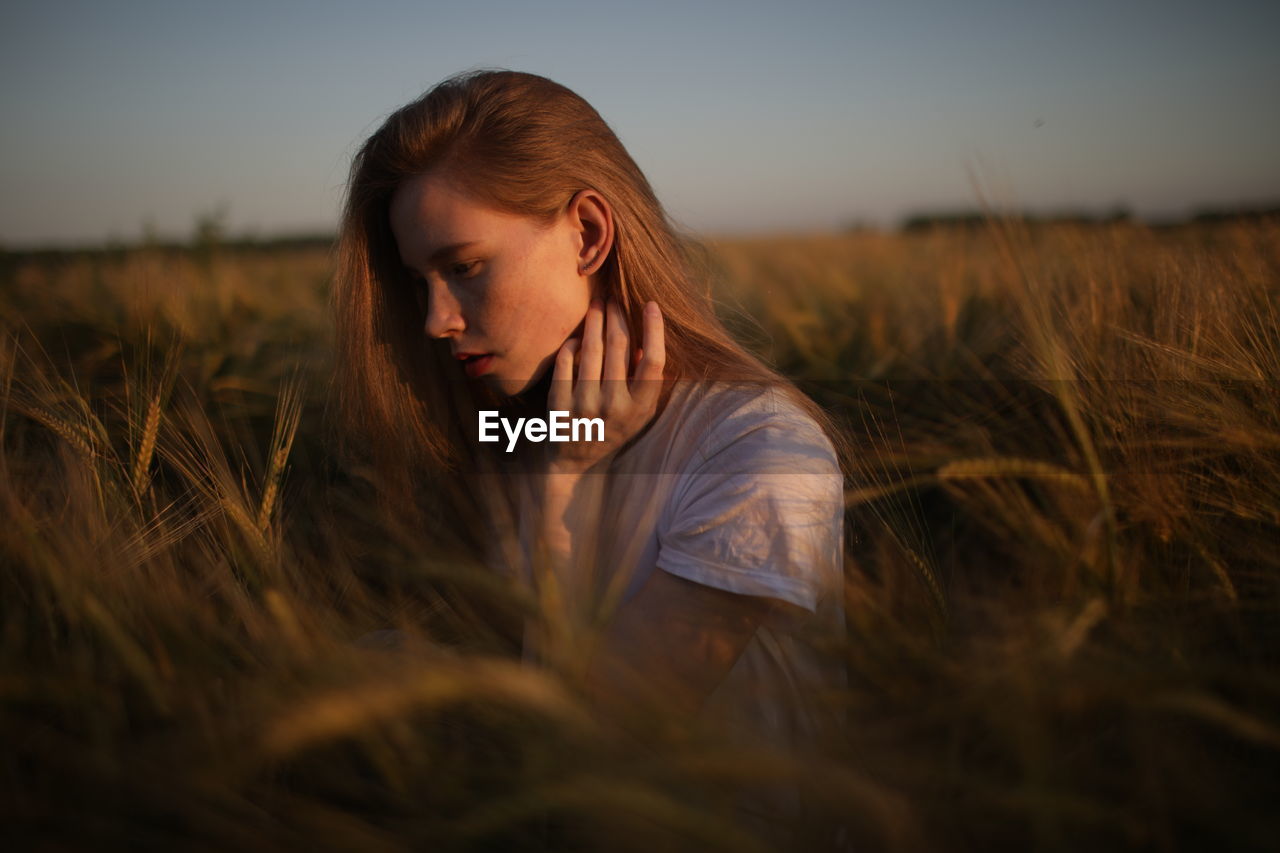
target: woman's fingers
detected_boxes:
[549,336,578,412]
[544,299,664,474]
[631,301,666,410]
[576,299,605,413]
[602,299,631,406]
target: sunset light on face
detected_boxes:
[389,171,594,398]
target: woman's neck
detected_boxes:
[492,366,679,421]
[495,369,555,423]
[475,365,681,471]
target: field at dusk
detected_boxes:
[3,219,1277,850]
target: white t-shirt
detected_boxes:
[486,379,848,840]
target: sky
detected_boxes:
[2,0,1278,247]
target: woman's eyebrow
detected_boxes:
[402,241,482,278]
[426,241,481,263]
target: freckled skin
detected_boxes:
[389,171,595,398]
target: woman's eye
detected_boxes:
[450,260,480,278]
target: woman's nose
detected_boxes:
[423,280,465,339]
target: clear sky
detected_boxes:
[2,0,1278,246]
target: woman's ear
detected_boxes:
[568,189,614,275]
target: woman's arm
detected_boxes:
[538,467,777,720]
[583,566,778,719]
[536,298,778,719]
[529,296,665,644]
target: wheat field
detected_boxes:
[2,219,1277,851]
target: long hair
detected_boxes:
[330,69,849,548]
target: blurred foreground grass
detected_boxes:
[2,221,1278,851]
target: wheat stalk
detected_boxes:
[256,377,304,532]
[936,456,1091,491]
[261,657,596,759]
[131,393,162,498]
[28,405,99,459]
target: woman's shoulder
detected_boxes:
[675,380,840,477]
[652,380,846,617]
[614,378,841,485]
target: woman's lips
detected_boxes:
[461,354,495,378]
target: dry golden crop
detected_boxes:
[2,219,1277,850]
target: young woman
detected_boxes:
[333,69,850,845]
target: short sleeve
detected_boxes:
[655,389,844,615]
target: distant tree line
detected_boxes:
[0,233,335,266]
[895,203,1279,233]
[4,202,1279,262]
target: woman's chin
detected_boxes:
[496,369,552,409]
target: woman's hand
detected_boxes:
[547,298,666,475]
[584,568,777,721]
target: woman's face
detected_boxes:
[389,171,598,398]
